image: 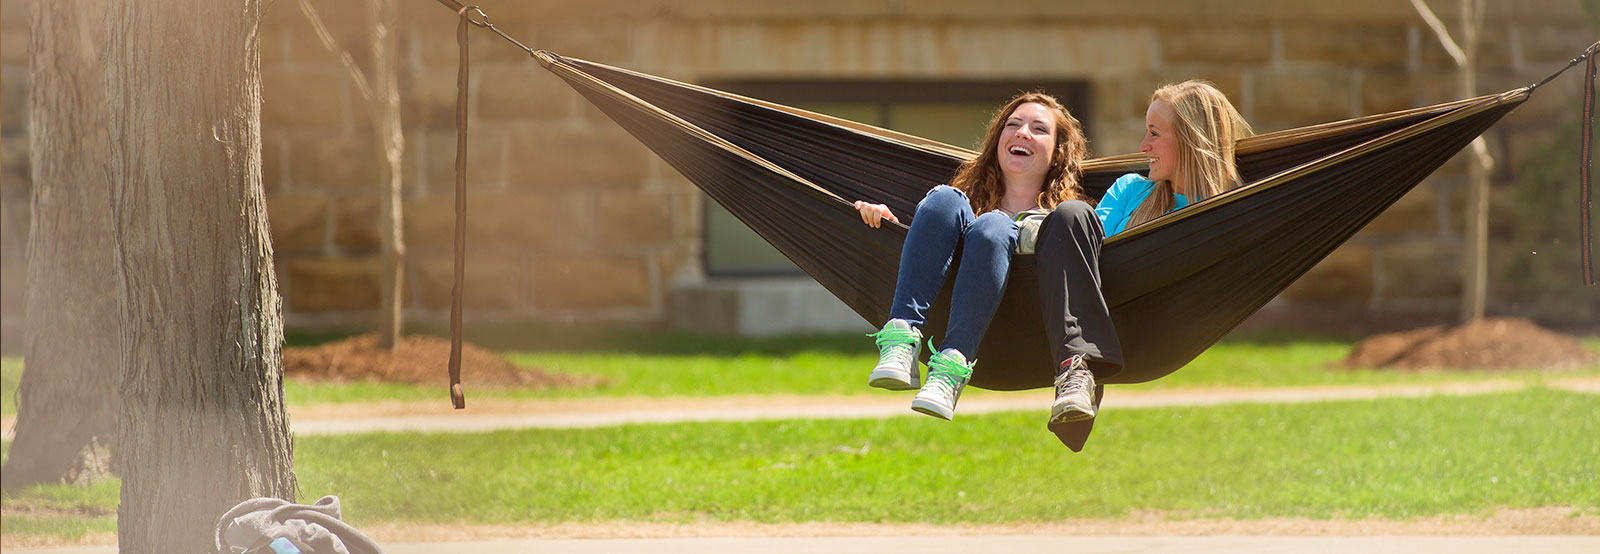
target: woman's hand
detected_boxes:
[853,201,898,228]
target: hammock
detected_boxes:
[427,3,1593,434]
[532,51,1538,390]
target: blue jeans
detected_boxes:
[888,186,1018,360]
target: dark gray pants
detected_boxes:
[1034,200,1123,379]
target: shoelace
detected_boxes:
[870,327,920,366]
[926,354,972,396]
[1054,359,1091,399]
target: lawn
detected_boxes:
[0,471,117,543]
[221,335,1600,405]
[284,388,1600,524]
[4,337,1598,413]
[6,388,1596,538]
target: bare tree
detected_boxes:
[299,0,408,349]
[1411,0,1495,322]
[105,0,297,551]
[1,0,119,495]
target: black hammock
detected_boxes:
[531,50,1553,391]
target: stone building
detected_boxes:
[1,0,1594,345]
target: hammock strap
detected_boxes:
[447,5,472,409]
[434,0,537,56]
[1581,41,1597,286]
[1532,41,1600,286]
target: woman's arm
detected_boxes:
[1094,174,1144,237]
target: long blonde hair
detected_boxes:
[1128,80,1253,228]
[950,92,1088,214]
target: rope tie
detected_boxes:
[1580,41,1597,286]
[434,0,544,409]
[446,4,472,409]
[1531,40,1600,286]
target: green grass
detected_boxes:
[8,338,1598,410]
[1122,339,1599,391]
[5,389,1596,536]
[2,357,21,416]
[0,474,119,542]
[286,388,1596,525]
[290,334,1600,403]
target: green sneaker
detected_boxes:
[867,319,922,390]
[911,348,973,420]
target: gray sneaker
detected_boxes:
[1050,355,1096,424]
[911,348,973,420]
[867,319,922,390]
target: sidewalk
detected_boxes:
[9,535,1599,554]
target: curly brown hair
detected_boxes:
[950,92,1088,213]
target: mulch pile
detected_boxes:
[1339,317,1599,371]
[283,333,601,389]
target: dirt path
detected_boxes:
[6,378,1597,440]
[282,379,1556,435]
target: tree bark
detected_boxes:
[1,0,119,495]
[105,0,297,551]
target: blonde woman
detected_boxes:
[1037,80,1253,432]
[1101,80,1253,235]
[854,92,1089,420]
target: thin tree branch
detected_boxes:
[1463,0,1485,60]
[297,0,374,102]
[1410,0,1467,67]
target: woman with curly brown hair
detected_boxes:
[853,92,1088,420]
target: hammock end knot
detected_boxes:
[451,383,466,409]
[534,50,558,69]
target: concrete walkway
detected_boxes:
[9,535,1599,553]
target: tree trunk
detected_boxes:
[298,0,407,348]
[1,0,119,495]
[105,0,297,551]
[1461,136,1491,323]
[373,0,407,349]
[1457,0,1491,323]
[1411,0,1492,323]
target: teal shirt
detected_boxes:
[1095,173,1190,237]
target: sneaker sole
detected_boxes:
[868,367,918,390]
[1049,406,1095,424]
[910,397,954,420]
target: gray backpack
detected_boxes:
[215,496,384,554]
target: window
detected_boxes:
[699,79,1091,276]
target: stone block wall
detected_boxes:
[1,0,1593,342]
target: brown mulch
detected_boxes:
[283,333,601,389]
[1339,317,1600,371]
